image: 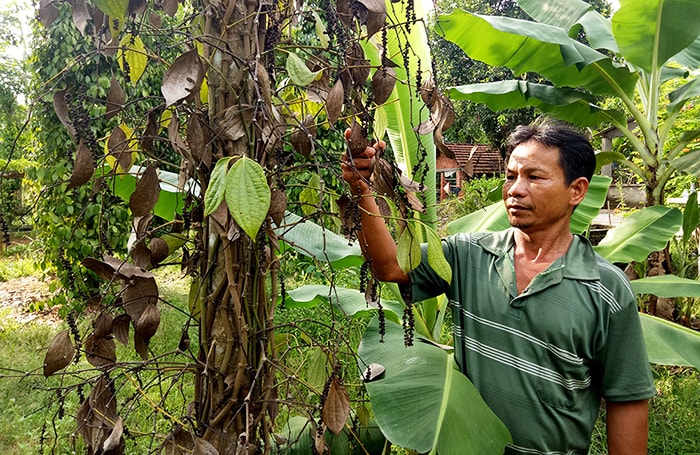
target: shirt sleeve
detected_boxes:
[599,299,657,402]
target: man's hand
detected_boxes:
[341,127,385,196]
[606,399,649,454]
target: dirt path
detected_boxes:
[0,276,60,324]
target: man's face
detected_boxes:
[502,140,583,233]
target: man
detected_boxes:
[341,121,656,454]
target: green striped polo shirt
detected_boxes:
[409,229,656,454]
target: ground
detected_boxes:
[0,276,59,324]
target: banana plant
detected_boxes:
[436,0,700,206]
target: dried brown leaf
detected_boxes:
[112,314,131,346]
[68,140,95,189]
[108,126,133,173]
[93,312,114,339]
[161,0,179,17]
[102,416,125,452]
[106,76,125,119]
[82,256,118,280]
[347,120,368,158]
[149,237,170,265]
[161,49,204,107]
[102,254,154,280]
[371,67,396,106]
[135,303,160,340]
[346,43,370,88]
[53,89,76,139]
[129,165,160,217]
[127,0,146,16]
[39,0,59,28]
[131,239,151,269]
[85,334,117,368]
[134,329,150,360]
[122,276,158,323]
[322,377,350,435]
[141,110,158,152]
[326,79,344,125]
[148,11,162,29]
[70,0,91,35]
[193,438,219,455]
[358,0,387,38]
[268,189,287,227]
[187,113,209,165]
[43,330,75,377]
[290,115,316,157]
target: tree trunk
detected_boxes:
[195,1,278,452]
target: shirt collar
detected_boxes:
[477,228,600,281]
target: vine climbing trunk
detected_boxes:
[193,0,279,452]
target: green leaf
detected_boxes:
[275,212,363,269]
[426,228,452,284]
[204,157,232,216]
[307,348,331,393]
[447,201,509,235]
[682,191,699,246]
[631,274,700,298]
[117,34,148,84]
[358,318,512,453]
[669,147,700,178]
[437,10,638,97]
[396,224,422,273]
[612,0,700,74]
[594,205,683,263]
[448,81,626,127]
[93,0,128,19]
[286,53,321,87]
[225,156,270,240]
[668,78,700,113]
[570,175,611,234]
[278,284,403,323]
[639,313,700,370]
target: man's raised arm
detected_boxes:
[341,132,409,284]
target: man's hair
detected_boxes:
[505,120,596,185]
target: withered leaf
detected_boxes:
[102,254,154,280]
[93,312,114,340]
[122,276,158,323]
[106,76,125,119]
[76,377,119,453]
[186,113,209,166]
[112,314,131,346]
[193,438,218,455]
[43,330,75,377]
[102,416,124,452]
[85,334,117,368]
[347,120,368,158]
[53,89,76,139]
[39,0,59,28]
[129,165,160,217]
[161,49,204,107]
[161,0,179,17]
[108,125,133,173]
[371,66,396,106]
[290,116,316,157]
[70,0,91,35]
[131,239,151,269]
[134,329,150,360]
[68,140,95,189]
[326,79,344,125]
[321,377,350,435]
[82,256,119,280]
[135,303,160,340]
[314,423,327,455]
[345,42,370,88]
[148,11,162,29]
[140,110,158,152]
[127,0,146,16]
[149,237,170,265]
[268,189,287,227]
[357,0,387,38]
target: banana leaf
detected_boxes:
[639,314,700,371]
[358,318,511,454]
[594,205,682,264]
[275,212,363,269]
[631,275,700,298]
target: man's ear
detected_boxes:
[569,177,589,206]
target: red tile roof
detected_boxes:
[440,144,504,176]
